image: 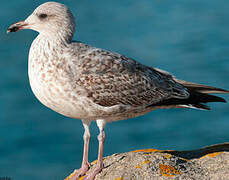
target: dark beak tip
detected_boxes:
[7,21,28,34]
[7,27,18,33]
[7,24,20,33]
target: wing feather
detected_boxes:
[70,43,189,107]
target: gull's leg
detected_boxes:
[84,119,106,180]
[67,120,91,180]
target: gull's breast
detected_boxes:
[28,37,89,119]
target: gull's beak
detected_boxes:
[7,21,30,33]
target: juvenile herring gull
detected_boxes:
[7,2,229,180]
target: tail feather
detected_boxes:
[152,80,229,110]
[175,79,229,94]
[193,92,226,103]
[182,91,226,110]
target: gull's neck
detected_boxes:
[37,25,74,46]
[29,28,74,65]
[39,33,72,46]
[29,33,69,65]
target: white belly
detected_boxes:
[28,69,85,119]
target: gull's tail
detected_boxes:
[154,80,229,110]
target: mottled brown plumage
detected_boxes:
[72,46,189,108]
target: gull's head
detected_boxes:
[7,2,76,42]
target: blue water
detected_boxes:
[1,0,229,179]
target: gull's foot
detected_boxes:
[65,164,90,180]
[83,163,103,180]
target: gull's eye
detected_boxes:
[38,13,48,19]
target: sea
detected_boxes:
[0,0,229,179]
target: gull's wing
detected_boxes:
[69,42,189,107]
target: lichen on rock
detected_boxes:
[66,143,229,180]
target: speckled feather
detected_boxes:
[68,42,189,107]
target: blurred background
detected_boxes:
[1,0,229,179]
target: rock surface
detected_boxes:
[66,143,229,180]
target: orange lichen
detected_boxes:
[132,149,161,153]
[65,170,76,180]
[91,159,98,165]
[142,160,151,164]
[200,152,223,159]
[64,170,86,180]
[132,149,174,153]
[65,176,70,180]
[78,176,85,180]
[115,177,123,180]
[159,164,181,177]
[136,159,151,168]
[164,154,172,159]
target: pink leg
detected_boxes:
[84,119,106,180]
[67,122,91,180]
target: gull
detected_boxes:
[7,2,229,180]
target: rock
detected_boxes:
[66,143,229,180]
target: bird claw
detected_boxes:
[83,163,103,180]
[65,163,103,180]
[65,164,90,180]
